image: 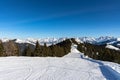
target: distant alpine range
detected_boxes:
[1,36,120,50]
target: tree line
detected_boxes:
[70,38,120,64]
[22,39,71,57]
[77,42,120,63]
[0,40,19,56]
[0,39,72,57]
[1,38,120,64]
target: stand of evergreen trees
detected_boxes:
[1,38,120,64]
[0,40,19,56]
[0,40,4,56]
[69,38,120,64]
[22,39,72,57]
[0,39,72,57]
[77,42,120,64]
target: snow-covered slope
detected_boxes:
[64,44,83,58]
[106,45,120,51]
[0,44,120,80]
[0,47,105,80]
[0,57,105,80]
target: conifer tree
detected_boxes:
[49,44,55,56]
[3,40,19,56]
[34,41,41,56]
[0,40,4,56]
[44,43,47,47]
[23,45,33,56]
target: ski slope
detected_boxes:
[0,45,120,80]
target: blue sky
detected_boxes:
[0,0,120,38]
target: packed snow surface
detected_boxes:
[0,45,120,80]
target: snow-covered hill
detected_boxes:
[0,57,105,80]
[0,44,120,80]
[106,44,120,51]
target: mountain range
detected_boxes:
[1,36,120,50]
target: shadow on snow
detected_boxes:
[80,54,120,80]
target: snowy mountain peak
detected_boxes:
[1,38,10,42]
[12,38,67,46]
[1,36,120,47]
[117,38,120,41]
[96,36,116,43]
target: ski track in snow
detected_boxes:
[0,44,120,80]
[83,58,120,80]
[0,57,106,80]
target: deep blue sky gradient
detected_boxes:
[0,0,120,38]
